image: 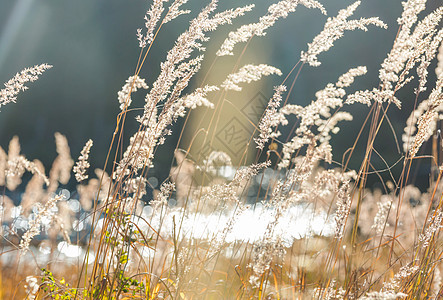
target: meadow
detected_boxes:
[0,0,443,298]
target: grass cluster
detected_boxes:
[1,0,443,299]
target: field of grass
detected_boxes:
[1,0,443,299]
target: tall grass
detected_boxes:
[1,0,443,299]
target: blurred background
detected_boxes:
[0,0,440,191]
